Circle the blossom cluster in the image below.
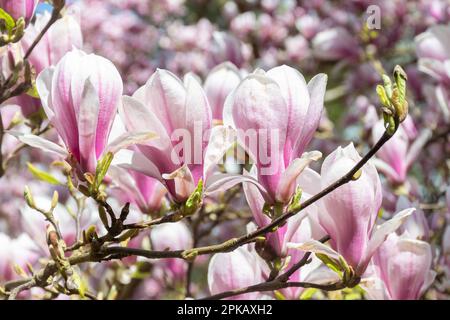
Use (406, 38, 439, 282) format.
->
(0, 0, 449, 301)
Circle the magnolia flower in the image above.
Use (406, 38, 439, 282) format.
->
(371, 119, 431, 184)
(0, 233, 39, 281)
(415, 25, 450, 85)
(22, 11, 83, 74)
(210, 31, 248, 68)
(312, 27, 360, 62)
(217, 65, 326, 204)
(16, 49, 150, 175)
(208, 246, 264, 300)
(291, 144, 413, 276)
(396, 196, 430, 241)
(150, 221, 193, 282)
(203, 62, 241, 122)
(363, 233, 435, 300)
(116, 68, 233, 203)
(0, 0, 38, 24)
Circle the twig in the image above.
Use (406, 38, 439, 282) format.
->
(201, 280, 346, 300)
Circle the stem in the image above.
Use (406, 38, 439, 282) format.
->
(202, 280, 346, 300)
(23, 9, 61, 61)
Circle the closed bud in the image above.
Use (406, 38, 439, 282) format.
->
(51, 190, 59, 209)
(23, 185, 35, 208)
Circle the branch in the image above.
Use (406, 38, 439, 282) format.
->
(201, 280, 346, 300)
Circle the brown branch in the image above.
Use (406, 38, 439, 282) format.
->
(201, 280, 346, 300)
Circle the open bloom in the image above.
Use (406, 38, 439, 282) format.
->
(208, 246, 264, 300)
(415, 25, 450, 86)
(312, 27, 361, 62)
(150, 221, 193, 282)
(117, 68, 233, 203)
(16, 49, 150, 175)
(220, 65, 327, 204)
(363, 233, 435, 300)
(292, 144, 413, 276)
(203, 62, 241, 122)
(371, 119, 431, 184)
(0, 0, 38, 25)
(0, 233, 39, 281)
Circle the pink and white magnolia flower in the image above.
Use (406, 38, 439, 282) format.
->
(0, 0, 39, 25)
(415, 25, 450, 85)
(0, 232, 39, 281)
(217, 65, 326, 204)
(203, 62, 241, 122)
(312, 27, 361, 62)
(150, 221, 193, 282)
(16, 49, 150, 174)
(371, 119, 431, 184)
(208, 246, 264, 300)
(22, 11, 83, 74)
(395, 196, 430, 241)
(362, 233, 435, 300)
(116, 68, 233, 203)
(291, 144, 414, 276)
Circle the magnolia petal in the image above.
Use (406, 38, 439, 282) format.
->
(112, 149, 162, 181)
(203, 126, 236, 181)
(108, 166, 148, 208)
(35, 67, 56, 122)
(418, 58, 445, 81)
(275, 150, 322, 203)
(77, 79, 100, 173)
(371, 158, 401, 183)
(420, 270, 437, 296)
(162, 164, 196, 201)
(119, 96, 170, 150)
(296, 167, 321, 196)
(358, 208, 415, 275)
(204, 173, 269, 200)
(204, 62, 241, 121)
(287, 239, 341, 261)
(435, 85, 450, 122)
(293, 73, 327, 157)
(360, 276, 390, 300)
(146, 69, 187, 134)
(106, 131, 158, 155)
(405, 129, 432, 169)
(14, 133, 68, 157)
(267, 65, 310, 157)
(242, 169, 271, 228)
